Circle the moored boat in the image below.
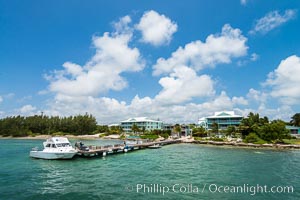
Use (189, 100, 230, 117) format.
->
(148, 144, 162, 149)
(30, 137, 77, 160)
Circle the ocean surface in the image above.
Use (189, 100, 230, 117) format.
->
(0, 139, 299, 200)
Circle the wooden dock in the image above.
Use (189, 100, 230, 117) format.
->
(76, 139, 180, 157)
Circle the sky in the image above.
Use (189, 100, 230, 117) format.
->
(0, 0, 300, 124)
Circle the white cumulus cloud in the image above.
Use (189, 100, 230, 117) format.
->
(155, 66, 215, 104)
(136, 10, 178, 46)
(153, 24, 248, 75)
(62, 62, 84, 77)
(47, 17, 145, 97)
(19, 105, 37, 115)
(44, 90, 251, 124)
(250, 9, 297, 34)
(38, 13, 296, 124)
(232, 96, 248, 105)
(113, 15, 132, 35)
(264, 55, 300, 105)
(247, 88, 268, 103)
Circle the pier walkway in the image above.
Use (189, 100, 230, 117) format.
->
(76, 139, 180, 157)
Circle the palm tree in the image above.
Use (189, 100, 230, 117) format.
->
(174, 124, 181, 138)
(211, 122, 219, 134)
(131, 124, 140, 134)
(226, 125, 236, 137)
(290, 113, 300, 126)
(118, 126, 124, 135)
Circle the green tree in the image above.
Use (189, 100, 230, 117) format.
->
(189, 124, 196, 129)
(0, 114, 98, 137)
(97, 125, 109, 133)
(211, 122, 219, 134)
(131, 124, 140, 134)
(192, 127, 207, 137)
(239, 112, 290, 143)
(151, 129, 161, 135)
(142, 127, 146, 134)
(119, 126, 124, 134)
(244, 133, 260, 143)
(109, 125, 123, 135)
(226, 125, 236, 136)
(256, 120, 289, 142)
(73, 114, 97, 135)
(159, 130, 171, 139)
(239, 112, 263, 137)
(173, 124, 181, 137)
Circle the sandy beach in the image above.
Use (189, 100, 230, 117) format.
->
(0, 134, 104, 140)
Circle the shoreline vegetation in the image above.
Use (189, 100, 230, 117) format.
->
(0, 112, 300, 150)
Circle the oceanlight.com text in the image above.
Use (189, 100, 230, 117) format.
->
(126, 183, 294, 196)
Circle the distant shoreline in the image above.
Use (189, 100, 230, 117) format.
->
(0, 134, 106, 140)
(1, 135, 300, 150)
(190, 140, 300, 150)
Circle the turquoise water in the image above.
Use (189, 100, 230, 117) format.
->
(0, 139, 299, 200)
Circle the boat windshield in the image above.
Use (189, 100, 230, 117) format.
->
(45, 143, 58, 148)
(56, 143, 71, 147)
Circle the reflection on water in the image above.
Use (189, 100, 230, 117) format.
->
(254, 151, 264, 154)
(38, 162, 71, 194)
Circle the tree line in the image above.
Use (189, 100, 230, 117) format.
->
(240, 113, 291, 143)
(0, 114, 97, 137)
(1, 112, 299, 139)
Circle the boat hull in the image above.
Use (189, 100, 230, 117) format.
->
(148, 145, 161, 149)
(30, 151, 77, 160)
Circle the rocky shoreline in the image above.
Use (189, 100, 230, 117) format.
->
(192, 140, 300, 149)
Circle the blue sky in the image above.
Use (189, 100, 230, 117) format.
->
(0, 0, 300, 124)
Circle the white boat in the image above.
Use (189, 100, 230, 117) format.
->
(148, 144, 162, 149)
(30, 137, 77, 160)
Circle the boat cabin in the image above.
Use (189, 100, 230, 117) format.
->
(43, 137, 72, 148)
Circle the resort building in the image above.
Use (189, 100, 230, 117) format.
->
(163, 123, 173, 131)
(198, 111, 243, 130)
(120, 117, 163, 133)
(286, 125, 300, 138)
(180, 124, 193, 137)
(164, 124, 193, 137)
